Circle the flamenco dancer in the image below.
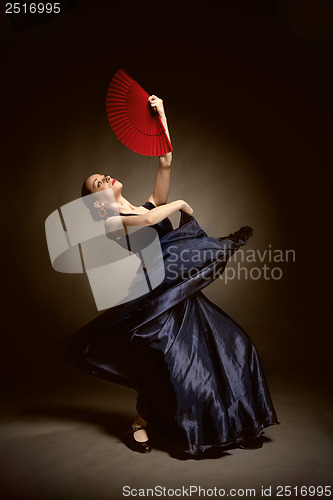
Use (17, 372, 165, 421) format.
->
(73, 77, 278, 458)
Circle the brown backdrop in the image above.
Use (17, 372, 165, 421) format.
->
(1, 0, 332, 404)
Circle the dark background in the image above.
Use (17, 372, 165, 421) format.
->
(1, 0, 332, 407)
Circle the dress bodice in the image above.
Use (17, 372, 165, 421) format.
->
(120, 201, 173, 238)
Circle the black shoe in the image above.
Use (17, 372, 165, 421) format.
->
(238, 437, 263, 450)
(220, 226, 254, 245)
(128, 426, 152, 454)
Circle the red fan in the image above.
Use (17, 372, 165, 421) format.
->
(106, 68, 173, 156)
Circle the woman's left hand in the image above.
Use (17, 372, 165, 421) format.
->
(147, 94, 172, 205)
(148, 95, 165, 117)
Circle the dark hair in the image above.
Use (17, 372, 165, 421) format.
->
(81, 178, 91, 199)
(81, 177, 115, 222)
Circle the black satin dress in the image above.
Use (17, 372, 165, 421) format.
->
(72, 202, 278, 457)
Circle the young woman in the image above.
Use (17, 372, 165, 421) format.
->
(73, 96, 278, 458)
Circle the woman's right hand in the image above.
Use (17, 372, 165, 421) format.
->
(180, 200, 194, 215)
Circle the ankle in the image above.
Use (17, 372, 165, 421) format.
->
(132, 414, 147, 429)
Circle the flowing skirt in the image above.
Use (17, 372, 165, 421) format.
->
(71, 212, 278, 457)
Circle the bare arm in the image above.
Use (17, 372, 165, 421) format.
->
(147, 95, 172, 206)
(105, 200, 193, 234)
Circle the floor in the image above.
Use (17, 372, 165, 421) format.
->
(0, 369, 332, 500)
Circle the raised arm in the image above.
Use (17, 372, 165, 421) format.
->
(147, 95, 172, 207)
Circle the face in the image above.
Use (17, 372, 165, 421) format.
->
(85, 173, 122, 195)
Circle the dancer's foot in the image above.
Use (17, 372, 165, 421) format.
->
(129, 426, 151, 454)
(128, 414, 151, 454)
(219, 226, 254, 245)
(131, 425, 149, 443)
(238, 436, 263, 449)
